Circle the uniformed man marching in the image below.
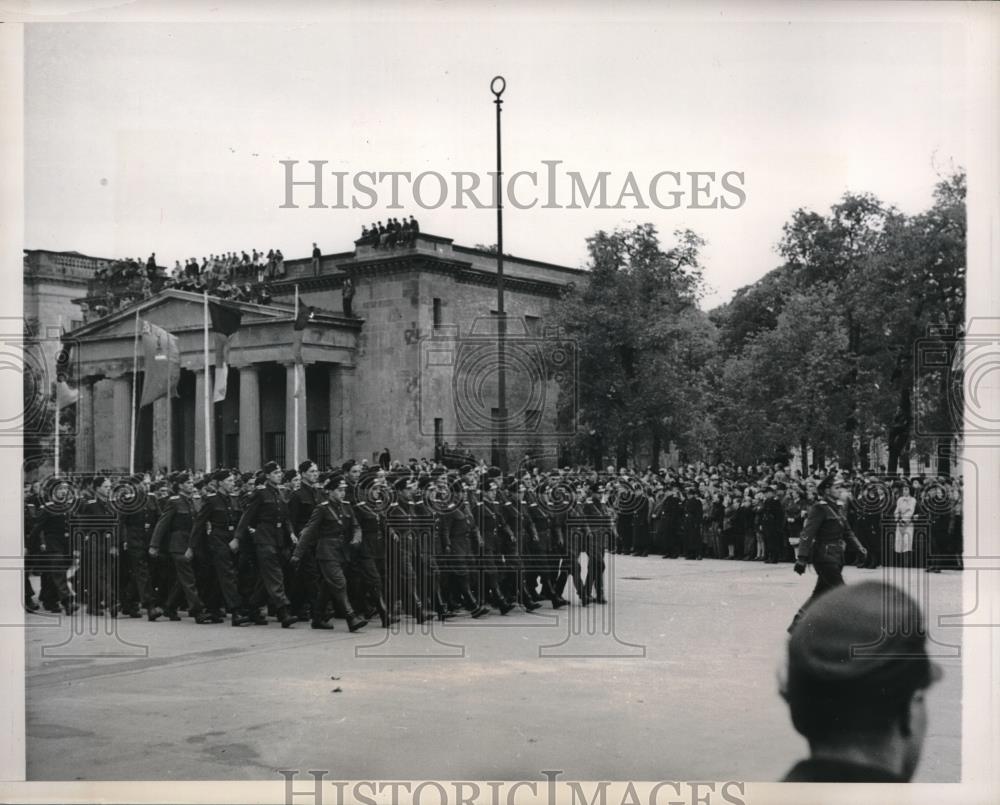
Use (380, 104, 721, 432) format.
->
(150, 472, 215, 624)
(788, 475, 868, 633)
(291, 472, 369, 632)
(190, 469, 251, 627)
(234, 461, 297, 628)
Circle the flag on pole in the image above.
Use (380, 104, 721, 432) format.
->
(139, 320, 181, 406)
(52, 326, 78, 406)
(291, 286, 314, 372)
(208, 299, 242, 402)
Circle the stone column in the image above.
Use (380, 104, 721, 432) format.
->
(193, 369, 213, 471)
(328, 365, 343, 463)
(75, 378, 95, 473)
(153, 395, 171, 473)
(238, 365, 261, 471)
(110, 375, 132, 472)
(285, 362, 307, 469)
(329, 364, 355, 462)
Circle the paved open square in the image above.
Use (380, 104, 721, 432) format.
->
(25, 558, 962, 783)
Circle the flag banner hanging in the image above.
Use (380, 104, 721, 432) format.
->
(208, 298, 242, 403)
(208, 300, 243, 336)
(139, 320, 180, 407)
(213, 332, 229, 403)
(292, 292, 314, 364)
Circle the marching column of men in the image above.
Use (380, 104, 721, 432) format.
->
(23, 461, 618, 627)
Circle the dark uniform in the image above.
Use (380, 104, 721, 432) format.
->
(191, 489, 247, 623)
(436, 493, 489, 616)
(760, 494, 786, 563)
(288, 481, 324, 620)
(151, 494, 208, 621)
(120, 493, 159, 618)
(234, 483, 295, 626)
(789, 495, 866, 633)
(385, 496, 425, 620)
(350, 497, 392, 625)
(28, 503, 76, 613)
(80, 494, 120, 614)
(293, 497, 367, 631)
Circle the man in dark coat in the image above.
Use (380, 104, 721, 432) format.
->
(150, 473, 215, 623)
(287, 460, 325, 622)
(291, 473, 368, 632)
(234, 461, 296, 627)
(788, 476, 868, 633)
(190, 469, 251, 626)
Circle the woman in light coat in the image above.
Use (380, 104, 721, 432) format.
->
(894, 484, 916, 567)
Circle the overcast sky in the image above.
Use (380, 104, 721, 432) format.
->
(24, 7, 968, 308)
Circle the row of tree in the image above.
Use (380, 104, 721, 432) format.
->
(552, 169, 966, 473)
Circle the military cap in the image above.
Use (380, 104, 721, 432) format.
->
(194, 477, 208, 490)
(263, 460, 280, 475)
(459, 463, 475, 476)
(322, 472, 346, 490)
(171, 471, 190, 485)
(390, 473, 411, 491)
(282, 469, 299, 483)
(298, 460, 316, 473)
(416, 475, 432, 491)
(485, 466, 502, 479)
(785, 581, 941, 703)
(341, 460, 356, 473)
(212, 468, 234, 482)
(240, 472, 255, 484)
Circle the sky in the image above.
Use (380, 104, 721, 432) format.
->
(23, 6, 968, 308)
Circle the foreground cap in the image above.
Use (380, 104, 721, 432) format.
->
(786, 581, 942, 698)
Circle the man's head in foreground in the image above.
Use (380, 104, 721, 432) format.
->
(781, 581, 942, 782)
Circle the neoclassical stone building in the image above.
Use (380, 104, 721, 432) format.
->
(61, 233, 583, 473)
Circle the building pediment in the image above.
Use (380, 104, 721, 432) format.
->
(71, 289, 360, 379)
(70, 289, 295, 339)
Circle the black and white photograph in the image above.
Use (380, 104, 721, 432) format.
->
(3, 1, 999, 803)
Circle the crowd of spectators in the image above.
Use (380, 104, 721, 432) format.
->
(84, 249, 285, 318)
(357, 215, 420, 248)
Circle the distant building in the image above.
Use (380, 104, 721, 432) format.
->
(40, 233, 583, 473)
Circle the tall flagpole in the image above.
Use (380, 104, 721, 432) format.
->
(166, 337, 172, 474)
(129, 310, 139, 474)
(293, 286, 300, 469)
(203, 291, 211, 472)
(54, 316, 62, 477)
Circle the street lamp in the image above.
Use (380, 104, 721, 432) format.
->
(491, 75, 507, 471)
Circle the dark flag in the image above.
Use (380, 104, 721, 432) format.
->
(292, 286, 314, 366)
(208, 299, 243, 402)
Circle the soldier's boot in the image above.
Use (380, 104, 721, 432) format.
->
(543, 576, 568, 608)
(375, 596, 399, 628)
(277, 605, 296, 629)
(230, 610, 252, 627)
(249, 608, 269, 625)
(345, 610, 369, 632)
(433, 590, 455, 621)
(461, 589, 490, 619)
(410, 591, 428, 624)
(520, 582, 543, 611)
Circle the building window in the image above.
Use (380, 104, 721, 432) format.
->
(308, 430, 331, 469)
(433, 298, 442, 328)
(265, 432, 286, 466)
